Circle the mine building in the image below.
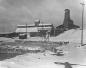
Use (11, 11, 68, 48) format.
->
(16, 19, 54, 38)
(55, 9, 80, 36)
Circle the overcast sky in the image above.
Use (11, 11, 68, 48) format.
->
(0, 0, 86, 33)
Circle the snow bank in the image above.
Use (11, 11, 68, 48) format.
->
(54, 29, 86, 43)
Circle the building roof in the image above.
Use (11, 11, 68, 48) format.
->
(17, 24, 35, 28)
(16, 27, 38, 32)
(38, 27, 52, 31)
(16, 24, 53, 33)
(38, 24, 53, 26)
(17, 24, 53, 28)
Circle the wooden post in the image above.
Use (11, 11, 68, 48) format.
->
(80, 2, 85, 46)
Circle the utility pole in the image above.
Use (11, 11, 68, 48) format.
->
(26, 23, 27, 39)
(80, 1, 85, 46)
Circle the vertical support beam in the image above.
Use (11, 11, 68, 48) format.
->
(26, 23, 27, 39)
(80, 2, 85, 46)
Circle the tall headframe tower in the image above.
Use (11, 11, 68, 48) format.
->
(55, 9, 80, 36)
(63, 9, 73, 29)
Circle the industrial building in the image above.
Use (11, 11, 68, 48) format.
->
(15, 9, 80, 38)
(16, 20, 54, 38)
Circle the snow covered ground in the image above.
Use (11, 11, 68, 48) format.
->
(52, 29, 86, 43)
(0, 44, 86, 68)
(0, 29, 86, 68)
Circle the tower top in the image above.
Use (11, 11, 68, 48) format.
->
(65, 9, 70, 11)
(65, 9, 70, 13)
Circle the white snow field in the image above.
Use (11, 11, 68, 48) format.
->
(0, 29, 86, 68)
(53, 29, 86, 43)
(0, 44, 86, 68)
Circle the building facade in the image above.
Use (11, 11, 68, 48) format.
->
(16, 23, 53, 37)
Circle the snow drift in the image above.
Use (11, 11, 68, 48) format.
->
(51, 29, 86, 43)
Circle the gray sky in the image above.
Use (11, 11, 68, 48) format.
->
(0, 0, 86, 33)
